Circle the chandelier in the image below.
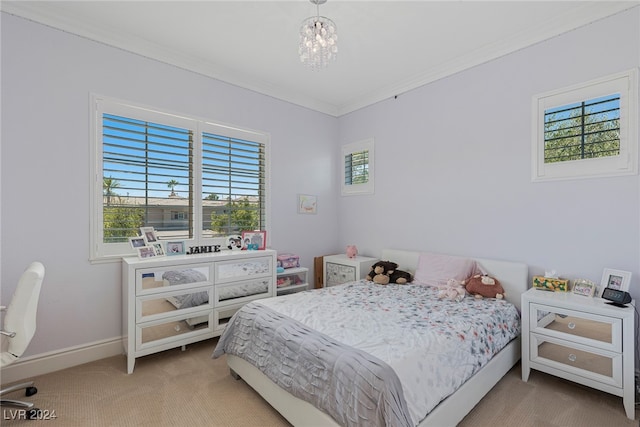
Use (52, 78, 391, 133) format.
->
(299, 0, 338, 70)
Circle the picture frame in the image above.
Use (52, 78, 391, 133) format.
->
(601, 268, 632, 293)
(151, 242, 165, 257)
(129, 236, 147, 249)
(165, 241, 186, 256)
(572, 279, 596, 297)
(140, 226, 158, 244)
(136, 246, 156, 259)
(241, 230, 266, 250)
(297, 194, 317, 214)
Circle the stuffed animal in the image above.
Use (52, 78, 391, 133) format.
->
(366, 260, 398, 285)
(465, 274, 505, 299)
(438, 278, 467, 301)
(389, 268, 413, 284)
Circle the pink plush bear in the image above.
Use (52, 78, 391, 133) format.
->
(437, 279, 467, 302)
(346, 245, 358, 259)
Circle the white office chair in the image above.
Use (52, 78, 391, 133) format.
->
(1, 261, 45, 411)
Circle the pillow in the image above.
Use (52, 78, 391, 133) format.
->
(413, 252, 480, 287)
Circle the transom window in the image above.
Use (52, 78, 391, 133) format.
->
(91, 95, 270, 261)
(531, 69, 637, 182)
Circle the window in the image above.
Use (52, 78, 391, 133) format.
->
(531, 69, 638, 181)
(342, 138, 374, 195)
(91, 95, 270, 261)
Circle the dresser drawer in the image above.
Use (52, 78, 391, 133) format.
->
(136, 264, 211, 296)
(325, 262, 356, 286)
(214, 305, 243, 332)
(214, 277, 272, 307)
(136, 309, 214, 351)
(214, 256, 273, 283)
(530, 333, 622, 388)
(137, 286, 212, 323)
(530, 303, 621, 352)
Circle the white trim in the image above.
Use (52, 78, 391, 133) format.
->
(1, 337, 122, 384)
(4, 2, 634, 117)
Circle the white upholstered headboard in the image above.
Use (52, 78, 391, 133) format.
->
(381, 249, 528, 312)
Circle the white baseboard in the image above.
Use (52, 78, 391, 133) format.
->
(1, 337, 123, 384)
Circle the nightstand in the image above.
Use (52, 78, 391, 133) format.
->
(521, 288, 635, 419)
(323, 254, 378, 287)
(276, 267, 309, 296)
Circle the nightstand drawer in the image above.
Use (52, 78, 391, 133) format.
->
(530, 333, 622, 388)
(530, 303, 621, 352)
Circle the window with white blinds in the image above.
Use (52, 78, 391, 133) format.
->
(91, 95, 269, 260)
(532, 69, 638, 182)
(341, 138, 374, 195)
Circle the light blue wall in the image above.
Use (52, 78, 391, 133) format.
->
(0, 12, 339, 356)
(2, 7, 639, 362)
(337, 9, 640, 323)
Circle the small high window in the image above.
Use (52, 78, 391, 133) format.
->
(342, 138, 374, 195)
(531, 69, 637, 182)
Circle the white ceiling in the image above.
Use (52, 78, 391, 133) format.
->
(2, 1, 638, 116)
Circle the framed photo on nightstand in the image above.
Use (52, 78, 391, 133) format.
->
(601, 268, 631, 293)
(572, 279, 596, 297)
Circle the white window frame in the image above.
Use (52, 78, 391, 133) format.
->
(341, 138, 375, 196)
(531, 69, 638, 182)
(90, 94, 271, 262)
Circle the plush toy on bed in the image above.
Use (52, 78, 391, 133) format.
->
(389, 268, 413, 284)
(437, 278, 467, 302)
(465, 274, 505, 299)
(366, 260, 397, 285)
(366, 260, 413, 285)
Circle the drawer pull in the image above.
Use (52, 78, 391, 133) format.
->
(568, 353, 577, 362)
(568, 322, 576, 330)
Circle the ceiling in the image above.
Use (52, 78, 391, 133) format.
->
(2, 1, 638, 116)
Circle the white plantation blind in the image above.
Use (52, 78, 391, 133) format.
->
(91, 95, 269, 260)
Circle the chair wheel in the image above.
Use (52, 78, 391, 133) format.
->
(27, 408, 40, 420)
(25, 386, 37, 396)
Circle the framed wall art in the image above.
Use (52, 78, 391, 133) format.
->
(297, 194, 317, 214)
(601, 268, 631, 293)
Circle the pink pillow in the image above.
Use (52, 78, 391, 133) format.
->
(414, 252, 480, 287)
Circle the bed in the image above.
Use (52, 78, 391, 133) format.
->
(212, 249, 528, 426)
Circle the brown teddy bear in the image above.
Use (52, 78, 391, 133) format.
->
(465, 274, 505, 299)
(366, 260, 398, 285)
(366, 260, 413, 285)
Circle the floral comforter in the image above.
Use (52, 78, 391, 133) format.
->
(254, 280, 521, 425)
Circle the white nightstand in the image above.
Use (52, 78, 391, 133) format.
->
(521, 288, 635, 419)
(323, 254, 378, 287)
(276, 267, 309, 296)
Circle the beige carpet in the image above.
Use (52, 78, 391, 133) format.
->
(1, 338, 638, 427)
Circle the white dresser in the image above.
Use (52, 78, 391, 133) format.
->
(521, 288, 635, 419)
(323, 254, 378, 287)
(122, 249, 276, 373)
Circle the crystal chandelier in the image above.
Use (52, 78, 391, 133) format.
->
(299, 0, 338, 70)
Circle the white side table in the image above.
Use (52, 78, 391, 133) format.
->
(521, 288, 635, 419)
(323, 254, 378, 287)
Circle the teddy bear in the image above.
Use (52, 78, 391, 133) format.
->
(389, 268, 413, 284)
(366, 260, 398, 285)
(465, 274, 505, 299)
(437, 278, 467, 302)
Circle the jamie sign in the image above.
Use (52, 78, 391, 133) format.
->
(186, 245, 221, 255)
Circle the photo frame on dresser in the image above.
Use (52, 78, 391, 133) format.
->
(165, 241, 186, 256)
(242, 230, 266, 250)
(601, 268, 631, 293)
